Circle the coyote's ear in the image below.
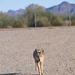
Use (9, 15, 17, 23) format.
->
(42, 49, 44, 54)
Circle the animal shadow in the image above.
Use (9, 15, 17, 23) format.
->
(0, 73, 39, 75)
(0, 73, 20, 75)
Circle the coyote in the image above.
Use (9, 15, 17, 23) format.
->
(33, 49, 44, 75)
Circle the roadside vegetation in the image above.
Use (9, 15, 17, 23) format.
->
(0, 4, 75, 28)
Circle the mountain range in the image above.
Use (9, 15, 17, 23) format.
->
(7, 9, 24, 15)
(47, 1, 75, 15)
(7, 1, 75, 15)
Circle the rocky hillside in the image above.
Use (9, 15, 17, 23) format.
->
(47, 1, 75, 15)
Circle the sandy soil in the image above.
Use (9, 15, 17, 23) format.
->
(0, 27, 75, 75)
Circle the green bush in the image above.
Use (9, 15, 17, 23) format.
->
(51, 17, 63, 26)
(71, 20, 75, 26)
(36, 17, 51, 27)
(12, 20, 24, 28)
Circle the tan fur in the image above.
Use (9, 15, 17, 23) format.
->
(33, 49, 44, 75)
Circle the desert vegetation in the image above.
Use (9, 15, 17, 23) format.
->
(0, 4, 75, 28)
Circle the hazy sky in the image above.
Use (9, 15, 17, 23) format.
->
(0, 0, 75, 12)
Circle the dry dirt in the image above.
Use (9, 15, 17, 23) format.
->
(0, 27, 75, 75)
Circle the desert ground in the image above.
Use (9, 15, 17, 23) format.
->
(0, 27, 75, 75)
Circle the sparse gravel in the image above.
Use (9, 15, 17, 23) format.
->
(0, 27, 75, 75)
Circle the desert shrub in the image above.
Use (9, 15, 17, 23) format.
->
(64, 20, 71, 26)
(0, 12, 13, 28)
(51, 16, 63, 26)
(27, 14, 35, 27)
(36, 21, 43, 27)
(12, 20, 24, 28)
(36, 17, 51, 27)
(71, 20, 75, 26)
(0, 18, 11, 28)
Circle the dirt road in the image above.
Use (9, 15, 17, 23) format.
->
(0, 27, 75, 75)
